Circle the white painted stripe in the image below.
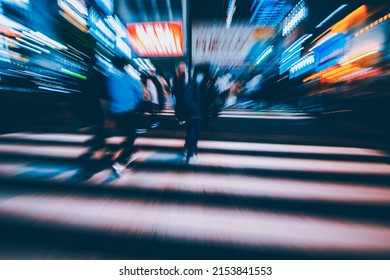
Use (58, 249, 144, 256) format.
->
(161, 109, 307, 116)
(0, 143, 88, 158)
(134, 151, 390, 175)
(218, 111, 307, 116)
(0, 133, 386, 157)
(1, 144, 389, 174)
(0, 132, 91, 143)
(158, 112, 314, 119)
(1, 193, 390, 251)
(134, 138, 387, 157)
(112, 171, 390, 203)
(217, 114, 314, 120)
(1, 160, 390, 203)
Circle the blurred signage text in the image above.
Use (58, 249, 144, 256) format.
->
(127, 22, 184, 57)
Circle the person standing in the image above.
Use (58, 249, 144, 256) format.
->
(172, 61, 188, 125)
(184, 64, 209, 164)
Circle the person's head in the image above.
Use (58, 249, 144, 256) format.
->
(112, 57, 127, 69)
(176, 61, 186, 76)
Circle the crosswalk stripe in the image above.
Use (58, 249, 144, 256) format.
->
(0, 143, 389, 176)
(158, 112, 314, 120)
(0, 145, 390, 176)
(1, 159, 390, 204)
(161, 109, 308, 116)
(133, 151, 390, 175)
(134, 137, 386, 157)
(0, 192, 390, 252)
(0, 132, 386, 157)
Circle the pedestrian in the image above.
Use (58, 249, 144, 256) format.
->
(76, 54, 107, 152)
(172, 61, 188, 125)
(105, 57, 144, 176)
(184, 64, 209, 164)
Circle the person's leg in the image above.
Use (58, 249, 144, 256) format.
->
(186, 118, 201, 162)
(150, 103, 160, 128)
(111, 113, 138, 176)
(89, 98, 106, 151)
(115, 113, 137, 165)
(192, 118, 201, 155)
(185, 118, 192, 154)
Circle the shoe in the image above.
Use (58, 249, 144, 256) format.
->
(112, 162, 127, 177)
(186, 154, 198, 164)
(135, 128, 148, 134)
(150, 121, 160, 128)
(85, 138, 105, 151)
(179, 121, 186, 125)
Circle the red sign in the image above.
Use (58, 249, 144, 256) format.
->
(127, 22, 184, 57)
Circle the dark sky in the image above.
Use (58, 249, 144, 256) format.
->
(190, 0, 390, 26)
(116, 0, 389, 26)
(191, 0, 253, 24)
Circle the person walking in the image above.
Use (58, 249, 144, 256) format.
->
(105, 58, 144, 176)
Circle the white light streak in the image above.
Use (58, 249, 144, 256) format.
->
(309, 32, 339, 52)
(106, 16, 127, 38)
(256, 45, 273, 65)
(281, 47, 303, 64)
(286, 34, 312, 53)
(64, 0, 88, 16)
(30, 31, 67, 50)
(38, 86, 71, 93)
(16, 38, 50, 54)
(316, 4, 347, 28)
(340, 50, 378, 66)
(283, 0, 308, 36)
(226, 0, 236, 29)
(290, 53, 315, 74)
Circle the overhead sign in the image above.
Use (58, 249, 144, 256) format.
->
(95, 0, 114, 15)
(192, 25, 257, 67)
(2, 0, 29, 9)
(282, 0, 308, 36)
(88, 7, 116, 49)
(58, 0, 88, 32)
(126, 22, 184, 57)
(289, 53, 316, 78)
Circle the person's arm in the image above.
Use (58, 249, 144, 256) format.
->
(143, 87, 151, 101)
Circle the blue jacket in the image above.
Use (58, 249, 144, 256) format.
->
(106, 67, 143, 114)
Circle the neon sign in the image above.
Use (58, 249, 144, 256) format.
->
(290, 53, 316, 78)
(127, 22, 184, 57)
(282, 0, 308, 36)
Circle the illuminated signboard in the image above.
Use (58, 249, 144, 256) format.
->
(88, 7, 116, 49)
(256, 45, 273, 65)
(2, 0, 29, 9)
(116, 37, 131, 59)
(279, 49, 301, 74)
(289, 53, 316, 78)
(127, 22, 184, 57)
(0, 35, 11, 62)
(250, 0, 291, 28)
(58, 0, 88, 32)
(95, 0, 113, 15)
(282, 0, 308, 36)
(313, 33, 346, 71)
(1, 0, 30, 24)
(192, 25, 257, 67)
